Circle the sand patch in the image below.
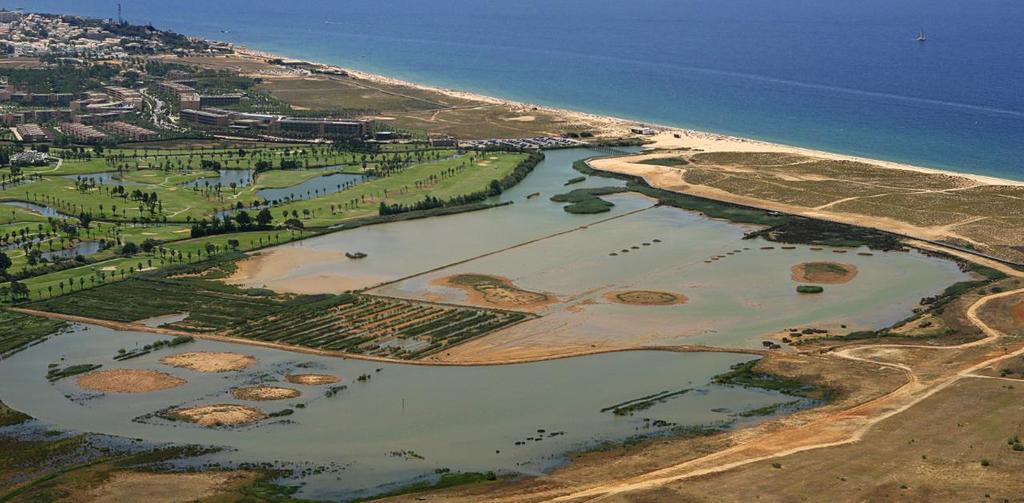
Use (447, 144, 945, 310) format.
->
(161, 352, 256, 372)
(84, 470, 256, 503)
(286, 373, 340, 385)
(503, 115, 536, 122)
(77, 369, 186, 393)
(434, 273, 554, 310)
(226, 247, 372, 293)
(232, 385, 301, 401)
(168, 404, 266, 426)
(791, 262, 858, 285)
(604, 290, 688, 306)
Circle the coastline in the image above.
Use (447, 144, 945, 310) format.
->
(230, 47, 1024, 188)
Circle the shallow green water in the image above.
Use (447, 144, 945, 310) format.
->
(0, 323, 796, 499)
(255, 148, 967, 348)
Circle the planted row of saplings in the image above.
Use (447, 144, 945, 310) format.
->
(234, 298, 438, 341)
(230, 296, 365, 337)
(248, 307, 467, 348)
(228, 295, 524, 358)
(406, 314, 527, 359)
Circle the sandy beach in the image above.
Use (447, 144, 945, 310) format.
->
(227, 47, 1023, 188)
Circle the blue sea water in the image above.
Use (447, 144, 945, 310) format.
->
(20, 0, 1024, 179)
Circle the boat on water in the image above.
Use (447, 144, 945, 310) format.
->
(916, 28, 927, 42)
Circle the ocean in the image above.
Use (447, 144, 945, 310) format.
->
(18, 0, 1024, 179)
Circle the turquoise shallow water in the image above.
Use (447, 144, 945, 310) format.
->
(23, 0, 1024, 179)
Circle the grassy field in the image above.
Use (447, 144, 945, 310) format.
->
(656, 378, 1024, 502)
(258, 77, 456, 112)
(256, 76, 585, 139)
(271, 152, 526, 226)
(1, 141, 529, 306)
(252, 167, 359, 189)
(32, 145, 449, 178)
(29, 260, 296, 329)
(670, 151, 1024, 262)
(0, 205, 48, 225)
(3, 148, 460, 226)
(1, 175, 261, 223)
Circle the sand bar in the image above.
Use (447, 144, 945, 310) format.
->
(77, 369, 186, 393)
(161, 352, 256, 372)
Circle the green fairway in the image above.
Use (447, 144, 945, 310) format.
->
(1, 143, 531, 305)
(272, 152, 526, 227)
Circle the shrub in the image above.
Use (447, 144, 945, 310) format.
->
(796, 285, 824, 294)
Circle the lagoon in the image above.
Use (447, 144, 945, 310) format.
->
(0, 323, 800, 499)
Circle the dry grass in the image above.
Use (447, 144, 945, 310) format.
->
(81, 470, 257, 503)
(667, 151, 1024, 262)
(258, 77, 451, 112)
(259, 77, 577, 138)
(649, 378, 1024, 503)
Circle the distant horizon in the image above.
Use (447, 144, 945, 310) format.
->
(16, 0, 1024, 179)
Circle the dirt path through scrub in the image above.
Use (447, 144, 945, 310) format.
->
(543, 284, 1024, 501)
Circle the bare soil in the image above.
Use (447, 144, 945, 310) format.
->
(231, 386, 301, 401)
(286, 373, 340, 385)
(434, 274, 555, 310)
(76, 369, 186, 394)
(1011, 301, 1024, 323)
(160, 352, 256, 372)
(168, 404, 266, 426)
(81, 470, 257, 503)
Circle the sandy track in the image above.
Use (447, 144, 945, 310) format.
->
(543, 285, 1024, 502)
(6, 307, 766, 367)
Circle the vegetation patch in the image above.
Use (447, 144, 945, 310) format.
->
(0, 311, 67, 358)
(791, 262, 858, 284)
(114, 335, 194, 361)
(626, 182, 789, 226)
(355, 469, 499, 502)
(231, 386, 301, 401)
(796, 285, 825, 294)
(713, 360, 822, 399)
(550, 186, 625, 214)
(600, 389, 693, 416)
(46, 363, 103, 382)
(636, 156, 689, 167)
(28, 255, 319, 331)
(438, 274, 553, 310)
(165, 404, 266, 427)
(735, 400, 802, 417)
(0, 399, 30, 427)
(231, 291, 528, 359)
(745, 217, 903, 250)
